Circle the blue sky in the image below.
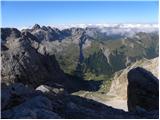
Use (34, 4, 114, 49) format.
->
(1, 1, 158, 28)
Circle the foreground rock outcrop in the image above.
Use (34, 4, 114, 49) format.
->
(1, 67, 159, 119)
(1, 83, 61, 119)
(1, 81, 159, 119)
(127, 67, 159, 112)
(107, 57, 159, 100)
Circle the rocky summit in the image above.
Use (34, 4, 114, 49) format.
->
(1, 24, 159, 119)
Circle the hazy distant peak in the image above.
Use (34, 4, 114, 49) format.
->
(32, 24, 41, 30)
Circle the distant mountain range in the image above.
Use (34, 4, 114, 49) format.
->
(19, 24, 158, 38)
(1, 24, 159, 118)
(32, 23, 158, 30)
(2, 24, 159, 80)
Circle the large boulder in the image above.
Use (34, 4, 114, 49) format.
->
(36, 85, 65, 95)
(1, 83, 39, 110)
(127, 67, 159, 112)
(2, 95, 61, 119)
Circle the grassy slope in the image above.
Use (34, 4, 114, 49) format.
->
(54, 32, 158, 92)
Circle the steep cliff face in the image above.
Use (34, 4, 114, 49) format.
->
(1, 28, 67, 87)
(107, 57, 158, 100)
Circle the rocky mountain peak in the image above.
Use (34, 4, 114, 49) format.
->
(41, 26, 48, 31)
(1, 28, 21, 43)
(32, 24, 41, 30)
(1, 28, 67, 87)
(1, 24, 159, 118)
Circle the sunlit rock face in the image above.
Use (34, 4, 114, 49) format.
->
(1, 28, 67, 87)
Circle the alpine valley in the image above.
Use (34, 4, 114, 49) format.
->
(1, 23, 159, 119)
